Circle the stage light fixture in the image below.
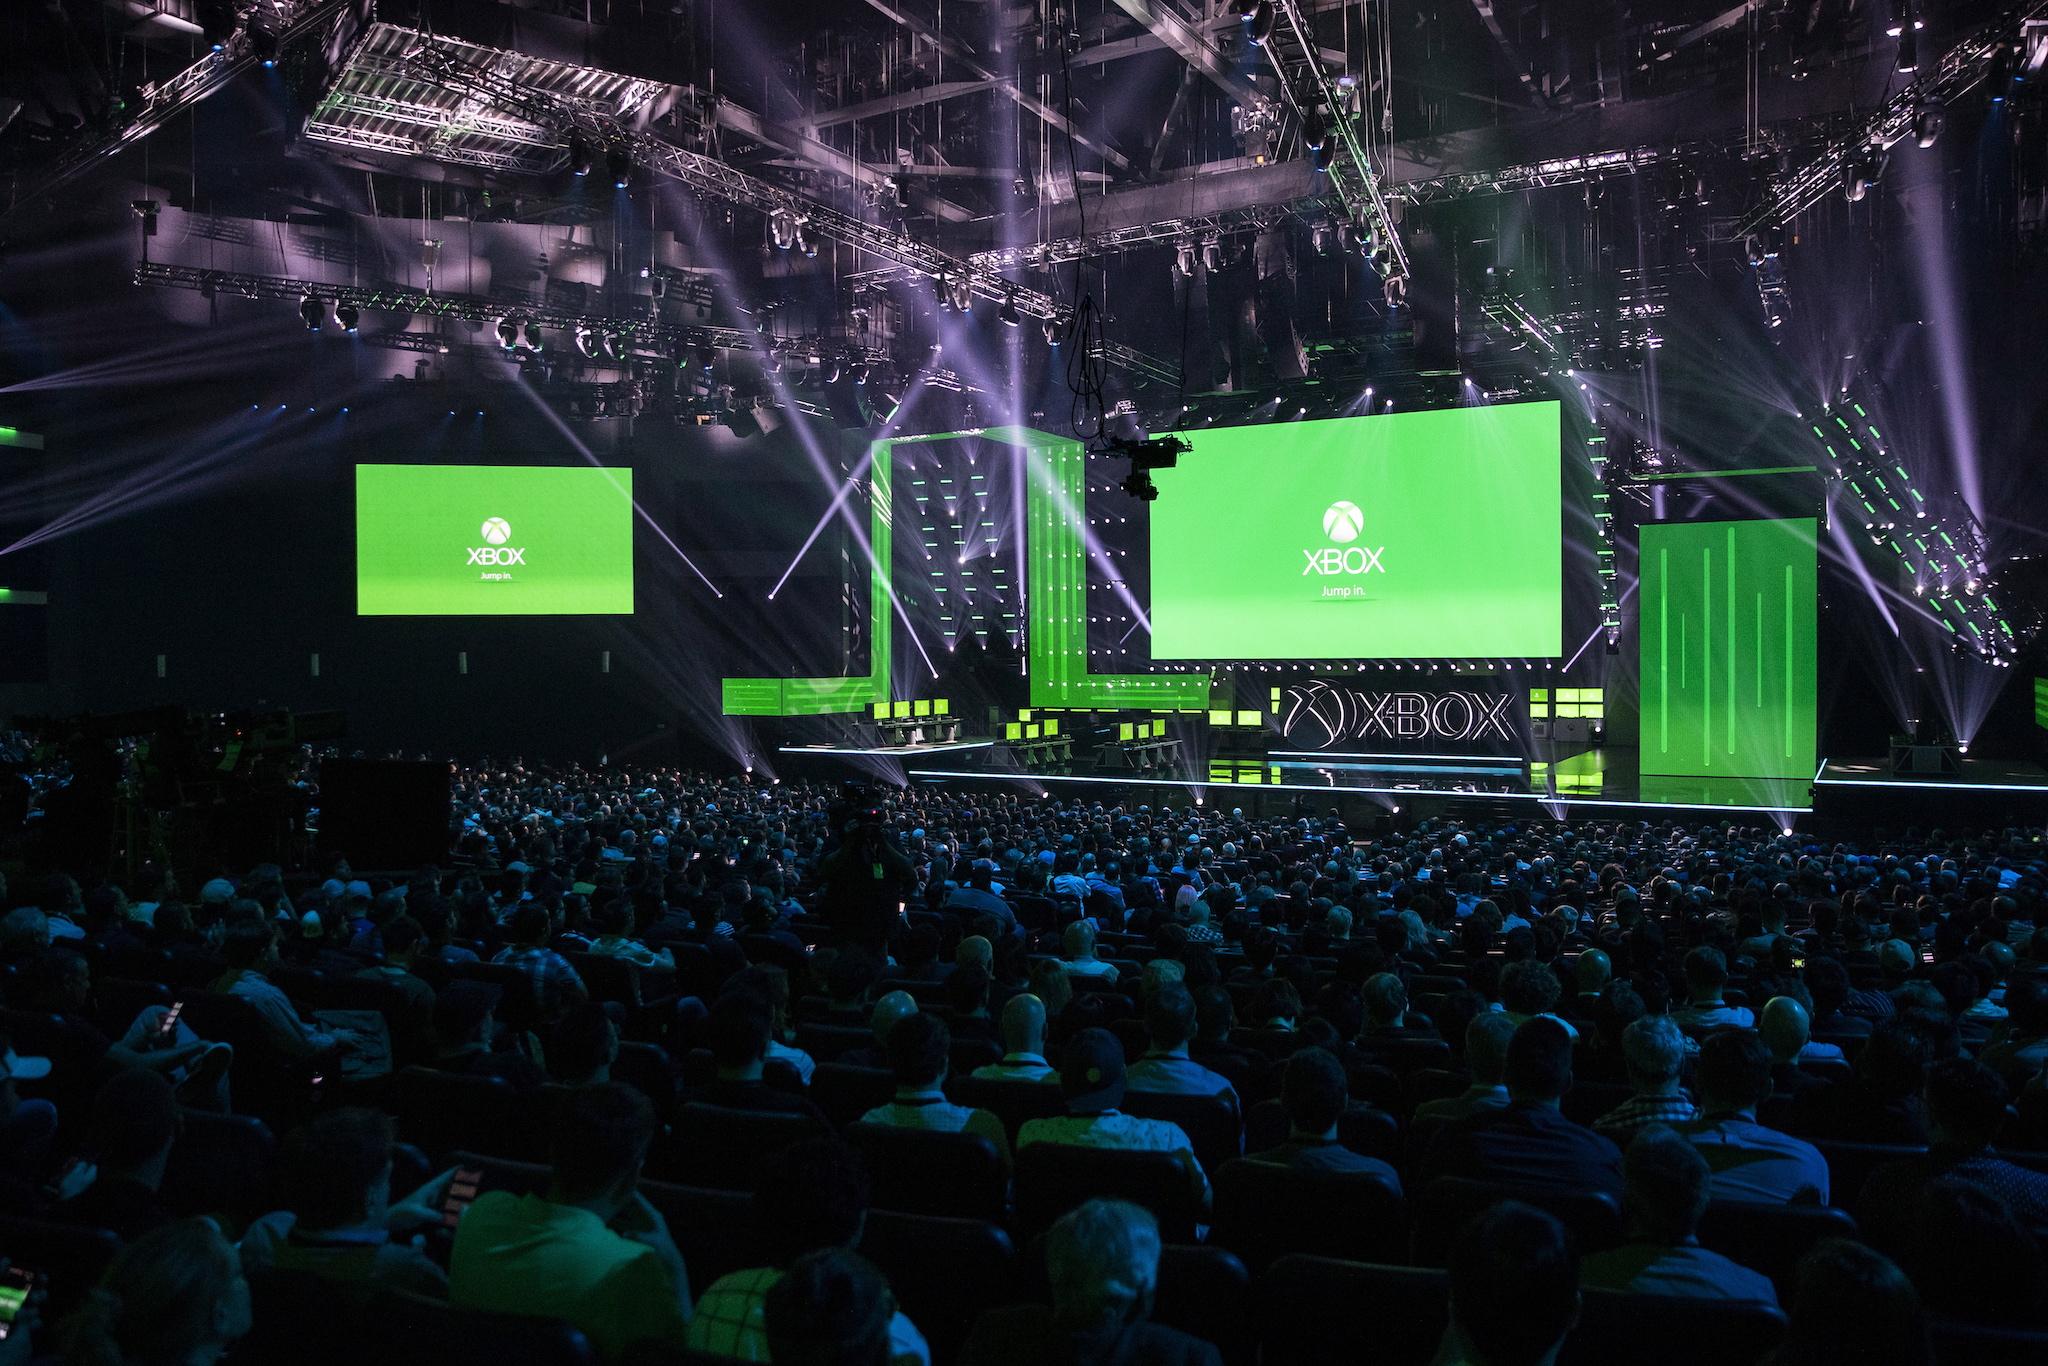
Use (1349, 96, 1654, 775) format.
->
(1844, 153, 1881, 203)
(249, 23, 279, 67)
(602, 331, 628, 362)
(335, 303, 360, 334)
(522, 321, 544, 351)
(948, 275, 974, 313)
(1314, 140, 1337, 172)
(1913, 103, 1943, 147)
(198, 0, 235, 51)
(566, 131, 592, 177)
(698, 345, 718, 373)
(1248, 1, 1277, 45)
(1371, 245, 1393, 274)
(934, 272, 952, 309)
(1042, 314, 1065, 347)
(575, 327, 599, 358)
(299, 295, 327, 331)
(797, 225, 818, 258)
(1200, 234, 1224, 272)
(495, 316, 521, 348)
(998, 288, 1022, 327)
(606, 146, 634, 188)
(1895, 28, 1918, 72)
(1173, 238, 1197, 277)
(852, 362, 870, 385)
(768, 209, 796, 250)
(1311, 222, 1332, 256)
(1302, 110, 1327, 152)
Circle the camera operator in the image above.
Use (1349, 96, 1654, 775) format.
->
(816, 790, 914, 956)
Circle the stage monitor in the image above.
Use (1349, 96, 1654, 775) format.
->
(1148, 402, 1562, 659)
(356, 464, 633, 616)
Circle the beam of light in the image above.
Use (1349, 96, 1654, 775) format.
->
(1900, 152, 1984, 521)
(506, 382, 725, 598)
(1559, 579, 1639, 673)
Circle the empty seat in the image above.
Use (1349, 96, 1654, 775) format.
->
(1258, 1256, 1448, 1366)
(657, 1102, 824, 1188)
(1696, 1198, 1858, 1302)
(1213, 1159, 1406, 1270)
(1412, 1178, 1621, 1265)
(859, 1210, 1016, 1362)
(1014, 1143, 1202, 1243)
(846, 1124, 1007, 1221)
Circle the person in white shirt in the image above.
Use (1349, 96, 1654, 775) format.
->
(1060, 921, 1118, 983)
(858, 1013, 1009, 1168)
(1668, 946, 1757, 1036)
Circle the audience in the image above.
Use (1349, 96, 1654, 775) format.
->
(1415, 1013, 1516, 1124)
(1593, 1014, 1697, 1144)
(1443, 1202, 1580, 1366)
(1679, 1030, 1830, 1204)
(1125, 982, 1238, 1103)
(1424, 1017, 1623, 1199)
(58, 1218, 251, 1366)
(1019, 1029, 1210, 1210)
(1764, 1240, 1930, 1366)
(859, 1011, 1010, 1167)
(764, 1248, 901, 1366)
(973, 992, 1055, 1081)
(52, 1069, 178, 1241)
(1251, 1046, 1401, 1190)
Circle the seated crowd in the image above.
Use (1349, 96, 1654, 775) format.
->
(1, 759, 2047, 1364)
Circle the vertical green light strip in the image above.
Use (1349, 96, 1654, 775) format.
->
(1755, 592, 1763, 705)
(1726, 524, 1736, 755)
(1658, 548, 1669, 755)
(1702, 546, 1713, 770)
(1784, 563, 1795, 760)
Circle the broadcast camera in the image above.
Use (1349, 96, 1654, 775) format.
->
(1102, 433, 1191, 502)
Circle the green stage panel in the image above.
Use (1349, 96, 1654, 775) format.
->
(356, 464, 633, 616)
(1148, 402, 1562, 659)
(1640, 518, 1817, 781)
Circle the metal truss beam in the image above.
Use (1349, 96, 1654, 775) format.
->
(402, 41, 1179, 386)
(1738, 2, 2048, 235)
(1106, 0, 1267, 108)
(0, 0, 358, 226)
(710, 100, 975, 224)
(798, 79, 1008, 131)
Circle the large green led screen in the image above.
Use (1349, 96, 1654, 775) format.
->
(356, 464, 634, 615)
(1147, 402, 1562, 659)
(1639, 517, 1817, 780)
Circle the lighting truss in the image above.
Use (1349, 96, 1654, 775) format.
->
(0, 0, 356, 226)
(1799, 394, 2026, 661)
(130, 261, 757, 355)
(1737, 0, 2048, 236)
(304, 22, 673, 179)
(386, 36, 1179, 386)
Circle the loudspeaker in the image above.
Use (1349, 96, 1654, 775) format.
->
(318, 759, 451, 870)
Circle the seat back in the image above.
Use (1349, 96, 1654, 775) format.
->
(946, 1074, 1068, 1144)
(846, 1124, 1007, 1221)
(1213, 1159, 1406, 1270)
(1120, 1089, 1241, 1174)
(794, 1021, 873, 1063)
(566, 954, 643, 1009)
(161, 1108, 278, 1225)
(1014, 1142, 1201, 1243)
(661, 1103, 823, 1188)
(392, 1065, 521, 1165)
(1697, 1198, 1859, 1302)
(640, 1180, 761, 1287)
(1412, 1177, 1621, 1265)
(1154, 1244, 1254, 1366)
(859, 1211, 1015, 1363)
(808, 1062, 896, 1128)
(1560, 1288, 1785, 1366)
(1815, 1138, 1926, 1208)
(383, 1286, 597, 1366)
(1356, 1035, 1453, 1075)
(1257, 1256, 1448, 1366)
(1928, 1316, 2048, 1366)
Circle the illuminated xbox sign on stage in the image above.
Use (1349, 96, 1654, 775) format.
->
(1280, 680, 1519, 748)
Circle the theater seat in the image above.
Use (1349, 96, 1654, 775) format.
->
(1121, 1089, 1241, 1174)
(1212, 1159, 1406, 1270)
(641, 1180, 761, 1287)
(1696, 1198, 1858, 1302)
(160, 1107, 277, 1225)
(946, 1074, 1068, 1145)
(657, 1102, 824, 1188)
(245, 1266, 596, 1366)
(1014, 1143, 1202, 1243)
(1928, 1315, 2048, 1366)
(1560, 1288, 1785, 1366)
(392, 1065, 522, 1165)
(846, 1124, 1007, 1221)
(1412, 1178, 1621, 1266)
(1154, 1243, 1254, 1366)
(859, 1210, 1016, 1362)
(1258, 1256, 1448, 1366)
(808, 1061, 896, 1127)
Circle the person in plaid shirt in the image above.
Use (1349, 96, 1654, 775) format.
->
(684, 1138, 930, 1363)
(1593, 1015, 1699, 1144)
(490, 903, 588, 1018)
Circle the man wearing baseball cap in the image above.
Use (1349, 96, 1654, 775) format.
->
(1016, 1028, 1209, 1211)
(0, 1028, 59, 1200)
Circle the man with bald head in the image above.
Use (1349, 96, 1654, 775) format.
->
(974, 994, 1055, 1082)
(839, 990, 919, 1072)
(1760, 995, 1841, 1098)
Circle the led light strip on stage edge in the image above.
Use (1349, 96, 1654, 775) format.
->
(777, 740, 996, 757)
(902, 769, 1814, 814)
(1268, 750, 1523, 764)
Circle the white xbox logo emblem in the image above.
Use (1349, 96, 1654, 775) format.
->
(479, 517, 512, 545)
(1322, 501, 1364, 543)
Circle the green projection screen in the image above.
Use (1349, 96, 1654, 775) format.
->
(356, 464, 634, 616)
(1147, 402, 1562, 659)
(1640, 518, 1817, 780)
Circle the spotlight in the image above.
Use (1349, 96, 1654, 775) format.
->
(934, 272, 952, 309)
(606, 146, 633, 188)
(1200, 234, 1224, 273)
(575, 326, 599, 358)
(797, 225, 818, 258)
(768, 209, 796, 250)
(1371, 245, 1393, 274)
(698, 344, 718, 373)
(566, 131, 592, 177)
(198, 0, 235, 51)
(1174, 238, 1198, 277)
(522, 321, 544, 351)
(248, 23, 279, 67)
(1311, 222, 1332, 256)
(1248, 0, 1277, 45)
(852, 362, 870, 385)
(495, 316, 521, 348)
(1895, 28, 1918, 72)
(948, 275, 974, 313)
(1844, 153, 1882, 203)
(299, 295, 327, 331)
(1913, 103, 1943, 147)
(998, 288, 1022, 327)
(335, 303, 360, 334)
(1302, 109, 1327, 152)
(1313, 140, 1337, 172)
(1042, 313, 1065, 347)
(601, 331, 628, 362)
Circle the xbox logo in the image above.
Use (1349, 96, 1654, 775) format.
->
(1322, 501, 1364, 543)
(480, 517, 512, 545)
